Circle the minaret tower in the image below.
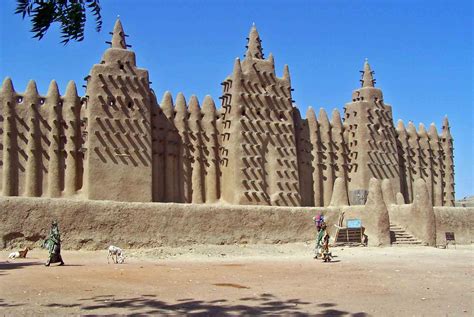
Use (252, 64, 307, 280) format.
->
(219, 24, 300, 206)
(344, 59, 400, 204)
(83, 18, 153, 202)
(441, 116, 455, 206)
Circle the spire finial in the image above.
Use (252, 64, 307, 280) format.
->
(1, 77, 14, 94)
(232, 57, 243, 79)
(111, 18, 127, 49)
(283, 64, 291, 84)
(361, 58, 375, 88)
(47, 80, 60, 98)
(245, 24, 263, 59)
(442, 116, 451, 134)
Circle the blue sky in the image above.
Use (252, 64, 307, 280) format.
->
(0, 0, 472, 199)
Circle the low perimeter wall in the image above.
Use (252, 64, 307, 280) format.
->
(1, 197, 334, 250)
(1, 182, 471, 250)
(433, 207, 473, 245)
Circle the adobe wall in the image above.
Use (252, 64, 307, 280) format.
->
(433, 207, 473, 245)
(0, 176, 397, 250)
(389, 205, 473, 246)
(83, 19, 153, 202)
(387, 178, 472, 246)
(1, 178, 470, 250)
(0, 19, 457, 209)
(0, 196, 328, 250)
(0, 79, 84, 198)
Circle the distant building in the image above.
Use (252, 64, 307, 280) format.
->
(456, 196, 474, 207)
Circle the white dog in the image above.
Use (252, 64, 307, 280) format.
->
(107, 245, 125, 264)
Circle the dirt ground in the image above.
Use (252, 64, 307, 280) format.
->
(0, 243, 472, 316)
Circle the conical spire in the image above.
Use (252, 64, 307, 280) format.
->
(111, 18, 127, 49)
(283, 64, 291, 84)
(47, 80, 60, 98)
(396, 119, 406, 133)
(202, 95, 216, 114)
(245, 24, 263, 59)
(361, 58, 375, 88)
(418, 123, 428, 137)
(188, 95, 201, 119)
(25, 80, 38, 97)
(407, 121, 417, 137)
(331, 108, 342, 129)
(428, 123, 439, 140)
(441, 116, 452, 139)
(318, 108, 330, 128)
(232, 58, 243, 79)
(268, 53, 275, 70)
(1, 77, 15, 94)
(160, 91, 174, 119)
(175, 92, 187, 121)
(64, 81, 78, 99)
(306, 106, 318, 128)
(418, 123, 429, 148)
(442, 116, 450, 131)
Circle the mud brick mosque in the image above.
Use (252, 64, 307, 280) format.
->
(0, 19, 455, 208)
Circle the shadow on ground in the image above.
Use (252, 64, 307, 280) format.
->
(37, 293, 370, 316)
(0, 261, 43, 275)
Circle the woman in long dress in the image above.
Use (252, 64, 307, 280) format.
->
(43, 220, 64, 266)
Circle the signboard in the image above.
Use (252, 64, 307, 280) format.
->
(347, 219, 362, 228)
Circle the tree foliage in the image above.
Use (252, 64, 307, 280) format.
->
(15, 0, 102, 44)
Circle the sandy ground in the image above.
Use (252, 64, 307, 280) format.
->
(0, 243, 472, 316)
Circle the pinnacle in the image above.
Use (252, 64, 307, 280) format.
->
(407, 121, 417, 136)
(331, 108, 342, 127)
(396, 119, 406, 131)
(318, 108, 330, 126)
(160, 91, 174, 119)
(175, 93, 187, 116)
(418, 123, 428, 136)
(361, 59, 375, 88)
(232, 58, 243, 78)
(188, 95, 201, 115)
(25, 80, 38, 96)
(111, 18, 127, 49)
(65, 81, 78, 99)
(202, 95, 216, 113)
(442, 116, 451, 138)
(428, 123, 439, 138)
(245, 24, 263, 59)
(47, 80, 60, 98)
(443, 116, 450, 129)
(283, 64, 291, 84)
(1, 77, 14, 93)
(306, 107, 318, 125)
(268, 53, 274, 65)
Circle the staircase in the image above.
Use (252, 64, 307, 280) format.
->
(390, 224, 423, 245)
